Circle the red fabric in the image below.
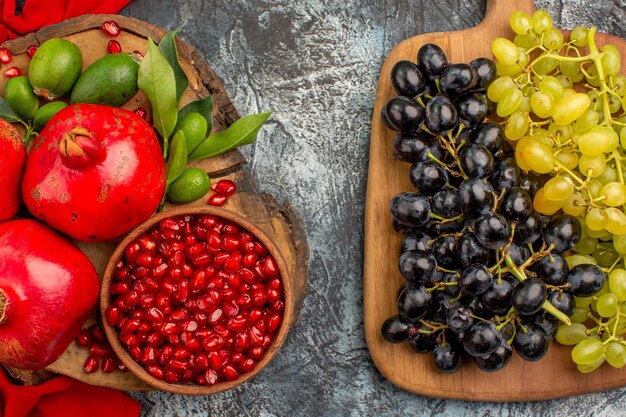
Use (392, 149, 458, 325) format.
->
(0, 0, 132, 43)
(0, 368, 142, 417)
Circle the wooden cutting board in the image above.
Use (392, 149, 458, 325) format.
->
(364, 0, 626, 401)
(0, 14, 309, 391)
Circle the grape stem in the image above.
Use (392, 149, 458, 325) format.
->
(503, 254, 572, 325)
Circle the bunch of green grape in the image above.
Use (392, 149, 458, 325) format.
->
(490, 9, 626, 373)
(490, 10, 626, 236)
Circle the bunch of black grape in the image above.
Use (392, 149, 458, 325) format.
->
(381, 43, 606, 373)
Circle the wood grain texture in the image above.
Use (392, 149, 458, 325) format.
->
(364, 0, 626, 402)
(0, 14, 309, 392)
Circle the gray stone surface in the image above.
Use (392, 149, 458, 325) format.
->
(118, 1, 626, 415)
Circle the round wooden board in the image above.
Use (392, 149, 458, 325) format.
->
(364, 0, 626, 402)
(1, 14, 309, 391)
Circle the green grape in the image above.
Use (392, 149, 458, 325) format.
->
(552, 93, 591, 126)
(542, 28, 564, 50)
(571, 26, 589, 47)
(605, 342, 626, 368)
(601, 182, 626, 207)
(620, 127, 626, 150)
(518, 48, 530, 67)
(555, 150, 579, 170)
(540, 76, 564, 101)
(613, 76, 626, 96)
(556, 323, 589, 345)
(557, 74, 573, 89)
(563, 193, 586, 217)
(570, 306, 590, 322)
(586, 208, 608, 231)
(585, 65, 601, 88)
(588, 179, 604, 198)
(534, 56, 559, 75)
(577, 129, 611, 156)
(487, 76, 515, 102)
(519, 95, 531, 113)
(578, 154, 606, 178)
(594, 241, 620, 266)
(533, 188, 563, 215)
(559, 61, 583, 82)
(595, 126, 619, 152)
(588, 90, 601, 111)
(577, 355, 606, 373)
(609, 268, 626, 301)
(515, 137, 533, 171)
(601, 45, 621, 76)
(609, 95, 622, 114)
(575, 296, 594, 307)
(572, 337, 605, 365)
(587, 227, 611, 239)
(597, 293, 619, 317)
(605, 208, 626, 235)
(566, 254, 597, 269)
(522, 140, 555, 174)
(505, 111, 528, 141)
(514, 33, 536, 49)
(573, 109, 600, 134)
(531, 10, 553, 33)
(510, 10, 532, 34)
(597, 166, 617, 185)
(492, 37, 520, 66)
(573, 236, 598, 255)
(496, 61, 523, 77)
(549, 122, 572, 140)
(497, 88, 523, 117)
(544, 176, 574, 201)
(530, 91, 553, 118)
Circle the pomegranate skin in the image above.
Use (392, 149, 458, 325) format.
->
(0, 119, 26, 222)
(22, 104, 166, 241)
(0, 219, 99, 370)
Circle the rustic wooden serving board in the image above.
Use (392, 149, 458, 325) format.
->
(0, 14, 309, 391)
(364, 0, 626, 402)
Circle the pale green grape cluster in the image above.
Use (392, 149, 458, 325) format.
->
(493, 9, 626, 373)
(490, 9, 626, 236)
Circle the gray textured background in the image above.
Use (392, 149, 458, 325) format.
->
(117, 0, 626, 415)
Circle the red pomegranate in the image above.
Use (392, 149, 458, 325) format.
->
(0, 219, 99, 370)
(0, 119, 25, 222)
(22, 104, 166, 241)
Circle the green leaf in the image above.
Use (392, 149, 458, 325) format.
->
(166, 130, 188, 185)
(190, 111, 271, 160)
(0, 97, 21, 123)
(158, 30, 189, 105)
(179, 95, 213, 135)
(138, 38, 178, 142)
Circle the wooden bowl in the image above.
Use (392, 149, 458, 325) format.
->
(100, 206, 293, 395)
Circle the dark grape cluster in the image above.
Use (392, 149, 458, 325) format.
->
(381, 43, 607, 373)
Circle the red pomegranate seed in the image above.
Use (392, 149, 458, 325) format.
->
(26, 45, 38, 58)
(146, 365, 165, 380)
(108, 40, 122, 54)
(262, 334, 274, 350)
(131, 50, 144, 60)
(267, 288, 281, 303)
(76, 330, 91, 347)
(111, 282, 129, 295)
(242, 253, 258, 267)
(159, 346, 174, 365)
(227, 316, 247, 332)
(271, 300, 285, 312)
(102, 358, 117, 373)
(147, 307, 164, 324)
(224, 251, 242, 272)
(205, 369, 218, 385)
(267, 313, 282, 332)
(89, 344, 110, 358)
(84, 356, 99, 373)
(234, 332, 250, 352)
(222, 235, 240, 252)
(186, 338, 202, 352)
(0, 48, 11, 64)
(147, 332, 163, 347)
(202, 335, 225, 351)
(212, 179, 237, 197)
(142, 347, 157, 365)
(89, 324, 106, 342)
(193, 353, 209, 369)
(161, 322, 180, 335)
(238, 358, 257, 373)
(223, 300, 240, 318)
(249, 326, 264, 347)
(222, 364, 239, 381)
(120, 333, 139, 348)
(207, 194, 227, 207)
(169, 359, 188, 372)
(100, 20, 121, 37)
(134, 107, 148, 120)
(249, 347, 264, 361)
(264, 256, 279, 276)
(165, 371, 180, 384)
(208, 351, 226, 370)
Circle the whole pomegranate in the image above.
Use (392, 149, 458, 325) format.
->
(22, 104, 166, 241)
(0, 119, 25, 222)
(0, 219, 99, 370)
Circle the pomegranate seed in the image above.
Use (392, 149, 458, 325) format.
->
(190, 270, 207, 292)
(222, 235, 240, 252)
(89, 325, 106, 342)
(125, 291, 140, 307)
(205, 369, 218, 385)
(147, 307, 165, 324)
(131, 50, 144, 60)
(177, 279, 189, 302)
(159, 346, 174, 365)
(100, 20, 121, 37)
(264, 256, 280, 276)
(208, 351, 226, 370)
(251, 289, 267, 306)
(84, 356, 99, 373)
(224, 251, 242, 272)
(267, 288, 281, 303)
(193, 353, 209, 369)
(207, 194, 227, 207)
(253, 242, 268, 256)
(223, 300, 240, 318)
(223, 364, 240, 381)
(249, 347, 264, 361)
(209, 308, 223, 324)
(161, 322, 180, 335)
(108, 40, 122, 54)
(227, 316, 248, 332)
(142, 347, 157, 365)
(0, 48, 12, 64)
(147, 332, 163, 346)
(262, 334, 274, 350)
(120, 333, 139, 348)
(134, 107, 148, 120)
(89, 344, 110, 358)
(202, 335, 225, 351)
(169, 359, 188, 372)
(238, 358, 257, 372)
(125, 242, 141, 261)
(212, 179, 237, 197)
(182, 320, 198, 332)
(249, 326, 264, 347)
(165, 371, 180, 384)
(170, 308, 190, 322)
(186, 338, 202, 352)
(174, 348, 191, 360)
(76, 330, 92, 347)
(271, 300, 285, 312)
(231, 352, 245, 364)
(267, 313, 282, 333)
(146, 365, 165, 380)
(242, 253, 258, 267)
(248, 308, 264, 324)
(234, 332, 250, 352)
(103, 358, 117, 373)
(26, 45, 38, 58)
(223, 224, 239, 235)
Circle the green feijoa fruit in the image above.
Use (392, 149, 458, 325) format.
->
(29, 38, 82, 100)
(175, 112, 208, 154)
(33, 101, 68, 131)
(70, 53, 140, 107)
(167, 167, 211, 204)
(4, 76, 39, 120)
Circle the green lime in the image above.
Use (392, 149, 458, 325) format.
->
(5, 76, 39, 120)
(33, 101, 68, 131)
(29, 38, 82, 99)
(175, 112, 208, 155)
(167, 167, 211, 204)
